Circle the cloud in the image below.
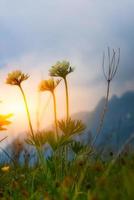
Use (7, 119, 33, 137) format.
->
(0, 0, 134, 96)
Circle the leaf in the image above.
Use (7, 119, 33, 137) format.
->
(58, 118, 86, 137)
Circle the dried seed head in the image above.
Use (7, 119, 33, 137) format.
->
(49, 60, 74, 78)
(102, 47, 120, 82)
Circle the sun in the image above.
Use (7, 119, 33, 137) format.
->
(0, 98, 25, 117)
(7, 103, 25, 116)
(0, 97, 28, 133)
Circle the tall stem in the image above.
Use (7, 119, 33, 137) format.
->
(19, 84, 34, 139)
(64, 77, 69, 121)
(92, 80, 110, 146)
(63, 77, 69, 169)
(52, 91, 58, 140)
(36, 91, 41, 132)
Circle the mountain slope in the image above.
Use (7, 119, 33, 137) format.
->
(72, 91, 134, 149)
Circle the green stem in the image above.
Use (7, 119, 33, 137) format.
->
(64, 77, 69, 169)
(64, 77, 69, 121)
(36, 91, 41, 132)
(52, 91, 58, 140)
(19, 84, 34, 139)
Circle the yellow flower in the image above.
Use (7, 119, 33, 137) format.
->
(38, 78, 61, 93)
(0, 114, 12, 131)
(1, 165, 10, 172)
(6, 70, 29, 86)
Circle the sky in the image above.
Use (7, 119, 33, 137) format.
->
(0, 0, 134, 137)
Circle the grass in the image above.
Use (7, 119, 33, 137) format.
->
(0, 153, 134, 199)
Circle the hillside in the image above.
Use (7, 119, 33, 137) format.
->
(72, 91, 134, 150)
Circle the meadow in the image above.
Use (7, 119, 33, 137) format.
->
(0, 48, 134, 200)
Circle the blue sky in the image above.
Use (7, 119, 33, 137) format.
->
(0, 0, 134, 134)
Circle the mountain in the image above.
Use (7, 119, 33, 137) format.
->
(72, 91, 134, 151)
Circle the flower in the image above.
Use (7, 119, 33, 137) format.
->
(49, 60, 74, 78)
(0, 114, 12, 131)
(39, 78, 61, 93)
(39, 78, 60, 139)
(6, 70, 29, 86)
(6, 71, 34, 138)
(1, 165, 10, 172)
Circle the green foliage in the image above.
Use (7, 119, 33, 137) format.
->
(58, 118, 86, 137)
(71, 141, 91, 155)
(26, 130, 54, 147)
(26, 129, 72, 151)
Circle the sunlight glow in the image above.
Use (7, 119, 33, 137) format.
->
(7, 103, 25, 115)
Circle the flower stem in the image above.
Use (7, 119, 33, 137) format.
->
(64, 77, 69, 121)
(92, 80, 110, 146)
(19, 84, 34, 139)
(63, 77, 70, 170)
(52, 91, 58, 140)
